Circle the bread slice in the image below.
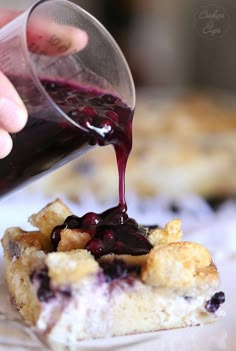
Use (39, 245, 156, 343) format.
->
(1, 199, 225, 342)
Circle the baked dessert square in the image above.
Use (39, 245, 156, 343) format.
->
(1, 199, 225, 342)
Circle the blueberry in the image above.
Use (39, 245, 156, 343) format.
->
(89, 97, 103, 106)
(81, 106, 97, 117)
(64, 215, 81, 229)
(213, 291, 226, 304)
(205, 291, 225, 313)
(82, 212, 100, 226)
(205, 301, 220, 313)
(106, 110, 119, 122)
(68, 110, 79, 118)
(103, 229, 115, 242)
(51, 224, 65, 250)
(113, 240, 126, 254)
(101, 94, 117, 104)
(37, 286, 55, 302)
(44, 81, 57, 91)
(30, 268, 55, 303)
(102, 229, 115, 251)
(86, 239, 104, 257)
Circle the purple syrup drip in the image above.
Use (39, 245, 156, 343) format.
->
(45, 80, 152, 256)
(43, 79, 132, 209)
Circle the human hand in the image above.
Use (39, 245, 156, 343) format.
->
(0, 9, 88, 159)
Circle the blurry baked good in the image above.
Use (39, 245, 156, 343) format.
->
(26, 90, 236, 202)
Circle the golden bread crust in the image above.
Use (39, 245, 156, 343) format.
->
(141, 241, 218, 290)
(1, 228, 47, 324)
(148, 219, 182, 246)
(57, 228, 91, 252)
(29, 198, 72, 237)
(46, 249, 100, 286)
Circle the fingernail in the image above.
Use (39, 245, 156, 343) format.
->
(65, 27, 88, 53)
(0, 98, 28, 133)
(75, 29, 88, 50)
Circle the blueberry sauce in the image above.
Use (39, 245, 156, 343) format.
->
(51, 206, 152, 257)
(40, 79, 152, 257)
(205, 291, 225, 313)
(43, 79, 133, 209)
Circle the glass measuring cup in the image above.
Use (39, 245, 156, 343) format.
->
(0, 0, 135, 198)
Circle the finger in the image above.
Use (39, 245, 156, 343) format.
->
(27, 20, 88, 56)
(0, 97, 28, 133)
(0, 72, 28, 133)
(0, 128, 12, 159)
(0, 9, 88, 56)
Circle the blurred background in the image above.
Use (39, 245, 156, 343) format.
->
(1, 0, 236, 206)
(2, 0, 235, 91)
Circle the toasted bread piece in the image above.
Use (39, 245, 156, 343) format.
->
(57, 228, 91, 252)
(141, 242, 216, 291)
(29, 198, 72, 237)
(148, 219, 182, 246)
(46, 249, 100, 286)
